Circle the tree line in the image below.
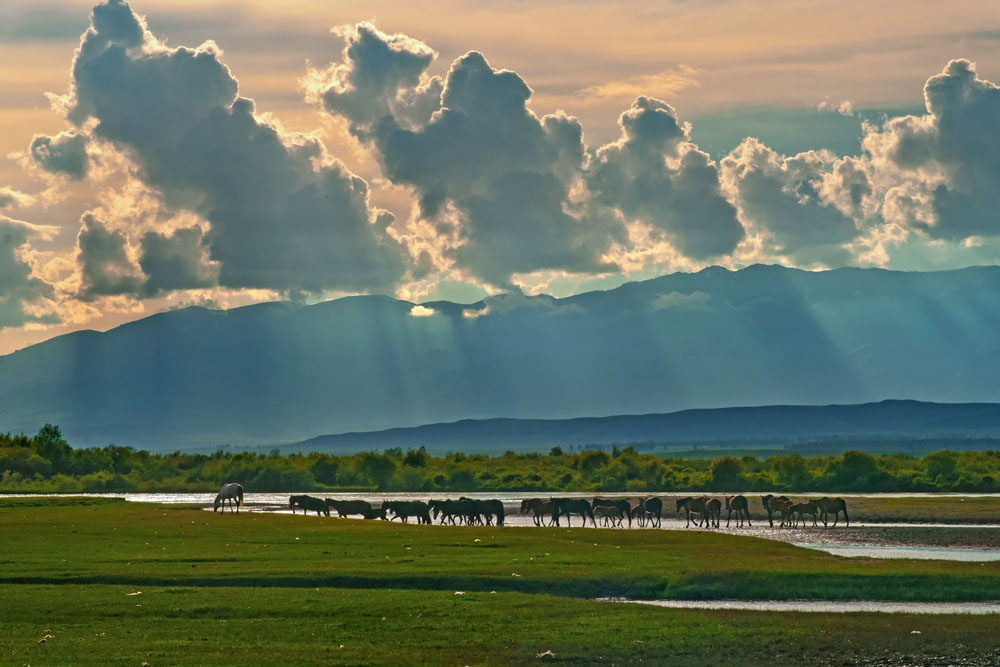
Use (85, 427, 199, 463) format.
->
(1, 425, 999, 494)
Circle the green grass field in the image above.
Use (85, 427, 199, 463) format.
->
(1, 498, 999, 665)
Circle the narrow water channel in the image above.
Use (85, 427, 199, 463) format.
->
(601, 599, 1000, 614)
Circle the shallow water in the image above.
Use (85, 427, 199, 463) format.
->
(5, 492, 1000, 561)
(797, 544, 1000, 561)
(601, 598, 1000, 614)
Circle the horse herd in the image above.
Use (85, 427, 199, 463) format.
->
(288, 494, 506, 526)
(220, 489, 847, 529)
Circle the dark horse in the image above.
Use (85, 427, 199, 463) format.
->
(637, 497, 662, 528)
(593, 498, 633, 528)
(290, 494, 328, 516)
(325, 499, 372, 518)
(725, 495, 752, 528)
(550, 498, 596, 527)
(382, 500, 432, 524)
(814, 497, 850, 527)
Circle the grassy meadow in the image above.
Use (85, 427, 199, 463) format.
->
(1, 498, 1000, 664)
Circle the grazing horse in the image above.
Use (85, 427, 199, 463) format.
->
(814, 497, 850, 527)
(520, 499, 558, 527)
(593, 498, 633, 528)
(725, 495, 752, 528)
(290, 494, 329, 516)
(360, 506, 387, 520)
(382, 500, 432, 524)
(550, 498, 597, 527)
(703, 498, 722, 528)
(789, 501, 819, 528)
(676, 496, 708, 528)
(761, 494, 792, 527)
(325, 499, 372, 518)
(213, 483, 244, 513)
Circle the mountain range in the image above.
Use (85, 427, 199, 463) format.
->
(286, 400, 1000, 455)
(2, 264, 1000, 450)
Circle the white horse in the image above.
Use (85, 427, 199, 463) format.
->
(213, 482, 244, 513)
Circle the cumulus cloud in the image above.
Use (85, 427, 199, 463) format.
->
(28, 131, 90, 179)
(76, 213, 143, 299)
(721, 138, 863, 267)
(304, 22, 442, 137)
(312, 26, 626, 286)
(587, 96, 744, 260)
(59, 0, 406, 293)
(138, 226, 218, 297)
(863, 59, 1000, 241)
(0, 216, 57, 329)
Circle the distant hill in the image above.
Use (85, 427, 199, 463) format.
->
(285, 400, 1000, 454)
(2, 264, 1000, 450)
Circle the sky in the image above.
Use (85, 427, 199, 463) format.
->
(2, 0, 1000, 355)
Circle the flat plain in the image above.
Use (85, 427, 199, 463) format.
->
(2, 497, 999, 665)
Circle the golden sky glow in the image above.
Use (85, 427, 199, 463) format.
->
(2, 0, 1000, 355)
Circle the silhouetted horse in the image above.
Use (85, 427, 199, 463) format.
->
(725, 495, 752, 528)
(290, 495, 328, 516)
(761, 494, 792, 527)
(213, 483, 243, 513)
(703, 498, 722, 528)
(814, 497, 850, 527)
(383, 500, 432, 524)
(550, 498, 596, 527)
(676, 496, 707, 528)
(325, 499, 372, 518)
(593, 498, 633, 528)
(638, 497, 662, 528)
(360, 506, 387, 520)
(520, 499, 558, 527)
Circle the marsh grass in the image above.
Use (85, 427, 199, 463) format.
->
(2, 500, 999, 664)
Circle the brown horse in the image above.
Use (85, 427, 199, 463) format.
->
(789, 501, 819, 527)
(702, 498, 722, 528)
(520, 498, 558, 527)
(725, 495, 752, 527)
(814, 497, 850, 527)
(595, 505, 624, 527)
(676, 496, 707, 527)
(761, 494, 792, 527)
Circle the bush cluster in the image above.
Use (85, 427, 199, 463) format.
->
(2, 425, 999, 493)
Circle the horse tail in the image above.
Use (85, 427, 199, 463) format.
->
(236, 485, 244, 511)
(841, 503, 849, 527)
